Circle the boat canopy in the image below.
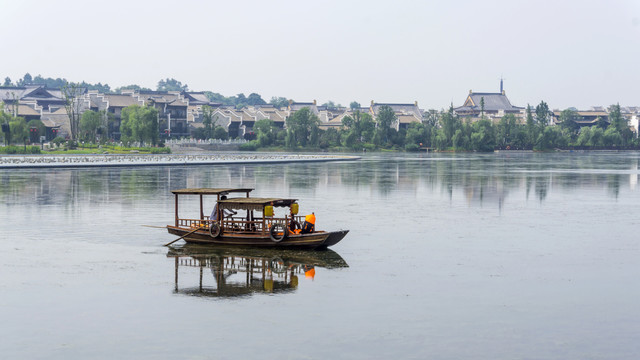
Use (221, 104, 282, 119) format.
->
(219, 197, 297, 212)
(171, 188, 254, 195)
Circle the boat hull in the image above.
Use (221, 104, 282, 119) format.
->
(167, 226, 348, 249)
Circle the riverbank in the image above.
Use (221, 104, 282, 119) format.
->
(0, 153, 360, 169)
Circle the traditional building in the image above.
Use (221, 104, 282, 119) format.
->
(288, 100, 319, 115)
(551, 109, 609, 127)
(454, 81, 524, 122)
(0, 85, 81, 139)
(370, 101, 422, 130)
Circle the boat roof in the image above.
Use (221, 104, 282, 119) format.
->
(171, 188, 254, 195)
(219, 197, 298, 211)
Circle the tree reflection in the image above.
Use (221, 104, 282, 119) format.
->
(1, 153, 639, 210)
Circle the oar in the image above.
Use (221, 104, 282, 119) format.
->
(142, 225, 168, 229)
(164, 226, 204, 247)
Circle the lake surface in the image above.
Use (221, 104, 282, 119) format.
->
(1, 152, 639, 359)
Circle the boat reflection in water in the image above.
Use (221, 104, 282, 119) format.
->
(167, 244, 348, 298)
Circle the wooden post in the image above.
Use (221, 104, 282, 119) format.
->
(174, 257, 179, 291)
(246, 261, 250, 286)
(174, 194, 179, 227)
(199, 194, 204, 221)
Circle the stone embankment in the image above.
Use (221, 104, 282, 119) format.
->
(0, 153, 359, 169)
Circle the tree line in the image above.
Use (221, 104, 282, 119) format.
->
(3, 73, 638, 151)
(238, 102, 638, 152)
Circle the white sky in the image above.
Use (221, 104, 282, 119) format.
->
(2, 0, 640, 110)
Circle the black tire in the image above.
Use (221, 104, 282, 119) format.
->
(269, 224, 287, 242)
(209, 221, 221, 238)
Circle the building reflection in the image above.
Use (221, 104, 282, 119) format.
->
(166, 245, 348, 298)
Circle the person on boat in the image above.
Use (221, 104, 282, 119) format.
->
(301, 212, 315, 234)
(210, 195, 236, 222)
(288, 207, 301, 234)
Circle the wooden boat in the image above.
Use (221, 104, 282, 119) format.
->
(166, 188, 349, 249)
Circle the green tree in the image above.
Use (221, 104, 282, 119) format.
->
(31, 75, 67, 88)
(213, 126, 229, 140)
(322, 100, 341, 110)
(116, 84, 152, 93)
(374, 105, 397, 146)
(234, 93, 248, 109)
(80, 110, 102, 142)
(423, 109, 439, 126)
(191, 127, 208, 140)
(536, 126, 567, 150)
(61, 82, 83, 140)
(525, 105, 536, 148)
(3, 77, 12, 86)
(269, 96, 289, 108)
(495, 114, 517, 148)
(609, 104, 626, 131)
(595, 116, 608, 129)
(17, 73, 33, 86)
(452, 128, 470, 150)
(247, 93, 266, 106)
(588, 127, 605, 147)
(440, 105, 460, 147)
(608, 103, 632, 145)
(559, 109, 580, 134)
(157, 78, 187, 92)
(342, 110, 375, 146)
(405, 122, 427, 147)
(432, 128, 448, 150)
(319, 128, 341, 149)
(480, 97, 485, 119)
(78, 81, 111, 93)
(202, 105, 214, 139)
(349, 101, 361, 110)
(603, 127, 623, 147)
(285, 107, 319, 148)
(576, 127, 591, 147)
(254, 119, 277, 146)
(10, 117, 28, 148)
(120, 105, 159, 145)
(535, 101, 550, 129)
(470, 119, 495, 151)
(0, 110, 12, 145)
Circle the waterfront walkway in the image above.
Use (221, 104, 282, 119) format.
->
(0, 153, 359, 169)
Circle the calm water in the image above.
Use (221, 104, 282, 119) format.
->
(1, 152, 639, 359)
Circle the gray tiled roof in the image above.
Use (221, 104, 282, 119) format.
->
(0, 86, 65, 103)
(371, 102, 422, 118)
(460, 92, 523, 111)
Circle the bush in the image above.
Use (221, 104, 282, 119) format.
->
(405, 143, 420, 152)
(361, 143, 376, 152)
(150, 147, 171, 154)
(52, 136, 65, 146)
(3, 145, 19, 154)
(0, 145, 41, 154)
(239, 140, 259, 151)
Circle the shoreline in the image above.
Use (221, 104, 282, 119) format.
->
(0, 153, 360, 169)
